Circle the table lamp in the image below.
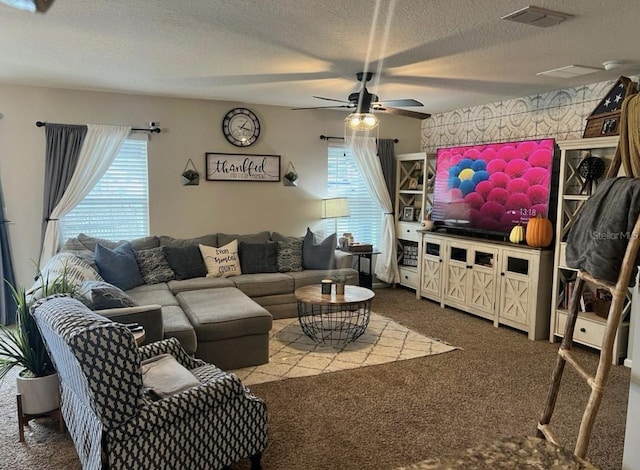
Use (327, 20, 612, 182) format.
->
(321, 197, 350, 234)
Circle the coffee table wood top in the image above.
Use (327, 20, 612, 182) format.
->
(295, 285, 375, 305)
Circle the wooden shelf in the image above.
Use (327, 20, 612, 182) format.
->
(550, 136, 628, 363)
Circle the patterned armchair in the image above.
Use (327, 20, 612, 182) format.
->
(31, 295, 268, 470)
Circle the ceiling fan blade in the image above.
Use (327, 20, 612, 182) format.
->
(0, 0, 53, 12)
(374, 98, 424, 107)
(291, 105, 353, 111)
(313, 96, 352, 104)
(377, 107, 431, 120)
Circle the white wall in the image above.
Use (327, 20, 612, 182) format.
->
(0, 85, 420, 287)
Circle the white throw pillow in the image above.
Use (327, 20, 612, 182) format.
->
(141, 354, 200, 399)
(199, 241, 242, 278)
(28, 252, 104, 299)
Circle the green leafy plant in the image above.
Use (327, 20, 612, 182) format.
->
(331, 273, 352, 284)
(284, 171, 298, 182)
(0, 263, 80, 381)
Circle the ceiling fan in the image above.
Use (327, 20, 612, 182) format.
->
(292, 72, 431, 120)
(0, 0, 54, 13)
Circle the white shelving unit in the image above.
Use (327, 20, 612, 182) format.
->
(394, 152, 430, 291)
(550, 136, 630, 364)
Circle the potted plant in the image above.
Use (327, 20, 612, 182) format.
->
(0, 265, 79, 417)
(284, 170, 298, 186)
(331, 273, 352, 295)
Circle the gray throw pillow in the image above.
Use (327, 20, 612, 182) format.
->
(277, 238, 303, 272)
(77, 280, 137, 310)
(94, 242, 145, 291)
(162, 245, 207, 280)
(134, 247, 176, 284)
(239, 241, 278, 274)
(302, 228, 336, 270)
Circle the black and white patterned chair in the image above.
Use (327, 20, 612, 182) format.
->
(31, 295, 268, 470)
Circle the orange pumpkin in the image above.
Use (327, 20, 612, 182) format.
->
(526, 214, 553, 247)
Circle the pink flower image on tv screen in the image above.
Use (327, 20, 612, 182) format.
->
(432, 139, 555, 233)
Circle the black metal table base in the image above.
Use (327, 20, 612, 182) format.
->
(297, 300, 371, 348)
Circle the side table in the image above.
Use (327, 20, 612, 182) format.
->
(343, 250, 380, 289)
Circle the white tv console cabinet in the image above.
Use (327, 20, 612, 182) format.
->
(418, 231, 554, 340)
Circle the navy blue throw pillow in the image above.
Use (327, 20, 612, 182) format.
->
(94, 242, 145, 291)
(302, 228, 336, 270)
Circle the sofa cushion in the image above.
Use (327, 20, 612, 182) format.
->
(200, 241, 241, 278)
(95, 242, 145, 291)
(59, 237, 98, 269)
(30, 252, 104, 298)
(239, 241, 278, 274)
(134, 247, 176, 285)
(159, 233, 217, 249)
(127, 285, 180, 307)
(167, 277, 236, 294)
(276, 238, 304, 272)
(77, 280, 137, 310)
(217, 231, 271, 247)
(162, 245, 207, 280)
(231, 273, 294, 297)
(160, 305, 197, 355)
(176, 288, 272, 342)
(74, 233, 160, 252)
(126, 282, 170, 294)
(302, 228, 336, 270)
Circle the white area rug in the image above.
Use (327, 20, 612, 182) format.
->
(232, 312, 458, 386)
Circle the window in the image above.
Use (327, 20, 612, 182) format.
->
(61, 138, 149, 241)
(327, 145, 383, 248)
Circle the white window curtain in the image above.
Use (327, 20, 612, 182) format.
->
(346, 135, 399, 284)
(39, 124, 131, 266)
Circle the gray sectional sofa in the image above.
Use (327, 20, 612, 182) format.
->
(59, 230, 358, 370)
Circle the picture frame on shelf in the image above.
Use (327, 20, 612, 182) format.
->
(408, 177, 418, 190)
(402, 206, 415, 221)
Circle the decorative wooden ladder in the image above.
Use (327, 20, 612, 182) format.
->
(536, 209, 640, 459)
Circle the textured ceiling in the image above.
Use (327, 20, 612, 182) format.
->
(1, 0, 639, 115)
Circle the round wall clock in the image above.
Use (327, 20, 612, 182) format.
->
(222, 107, 261, 147)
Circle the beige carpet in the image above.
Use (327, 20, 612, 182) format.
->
(232, 312, 458, 386)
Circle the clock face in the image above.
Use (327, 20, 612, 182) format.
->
(222, 108, 261, 147)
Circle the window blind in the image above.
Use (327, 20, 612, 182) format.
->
(61, 138, 149, 241)
(327, 145, 383, 248)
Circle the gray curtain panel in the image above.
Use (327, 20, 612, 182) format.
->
(377, 139, 396, 203)
(40, 123, 87, 248)
(0, 176, 17, 324)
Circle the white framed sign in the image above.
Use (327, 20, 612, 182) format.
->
(205, 153, 281, 182)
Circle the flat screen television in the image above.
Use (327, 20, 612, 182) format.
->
(432, 138, 555, 235)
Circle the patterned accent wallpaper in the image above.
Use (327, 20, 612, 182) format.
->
(421, 79, 621, 153)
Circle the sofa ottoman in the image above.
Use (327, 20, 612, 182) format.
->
(176, 287, 273, 370)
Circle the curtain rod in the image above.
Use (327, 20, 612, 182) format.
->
(35, 121, 162, 133)
(319, 134, 398, 143)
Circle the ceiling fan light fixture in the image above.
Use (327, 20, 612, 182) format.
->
(345, 112, 379, 131)
(0, 0, 53, 12)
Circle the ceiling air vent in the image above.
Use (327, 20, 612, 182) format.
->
(536, 65, 601, 79)
(501, 5, 573, 27)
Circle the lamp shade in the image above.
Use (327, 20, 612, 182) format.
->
(321, 197, 350, 219)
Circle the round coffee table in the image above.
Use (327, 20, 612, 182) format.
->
(294, 284, 375, 348)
